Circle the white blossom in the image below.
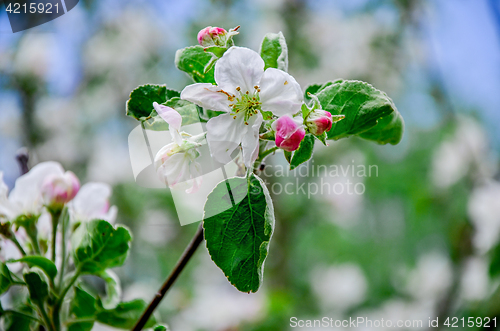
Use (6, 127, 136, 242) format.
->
(181, 46, 303, 167)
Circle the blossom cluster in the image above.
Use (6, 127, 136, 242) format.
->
(153, 27, 342, 193)
(0, 162, 117, 263)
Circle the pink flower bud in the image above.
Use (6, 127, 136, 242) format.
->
(41, 171, 80, 208)
(305, 109, 333, 136)
(272, 115, 306, 152)
(197, 26, 228, 47)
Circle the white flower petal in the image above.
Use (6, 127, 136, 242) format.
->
(153, 102, 182, 131)
(259, 68, 303, 117)
(186, 162, 203, 194)
(0, 172, 16, 220)
(206, 113, 248, 164)
(241, 114, 263, 168)
(70, 182, 114, 223)
(9, 161, 64, 217)
(215, 47, 264, 93)
(181, 83, 232, 113)
(157, 153, 189, 186)
(153, 103, 183, 145)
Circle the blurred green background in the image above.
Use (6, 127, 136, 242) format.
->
(1, 0, 500, 330)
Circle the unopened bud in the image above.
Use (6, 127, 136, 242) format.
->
(272, 115, 305, 152)
(197, 26, 228, 47)
(41, 171, 80, 209)
(305, 109, 334, 136)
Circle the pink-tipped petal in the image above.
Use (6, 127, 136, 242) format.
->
(153, 102, 182, 131)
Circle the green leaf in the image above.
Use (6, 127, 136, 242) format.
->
(204, 46, 227, 58)
(315, 132, 328, 145)
(96, 299, 156, 329)
(490, 242, 500, 277)
(68, 287, 97, 331)
(24, 271, 48, 303)
(154, 325, 170, 331)
(203, 174, 275, 293)
(10, 256, 57, 282)
(283, 151, 292, 164)
(175, 46, 216, 84)
(0, 262, 15, 295)
(126, 85, 180, 121)
(260, 32, 288, 72)
(143, 97, 201, 131)
(304, 84, 322, 101)
(358, 107, 404, 145)
(290, 135, 315, 170)
(71, 220, 132, 274)
(304, 81, 338, 102)
(314, 80, 398, 141)
(98, 270, 121, 309)
(2, 306, 33, 331)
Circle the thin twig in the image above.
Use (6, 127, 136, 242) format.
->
(131, 223, 204, 331)
(16, 148, 29, 175)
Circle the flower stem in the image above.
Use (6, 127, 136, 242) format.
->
(259, 146, 279, 160)
(50, 209, 62, 262)
(26, 229, 41, 255)
(56, 269, 81, 307)
(56, 208, 68, 291)
(11, 236, 27, 256)
(52, 268, 81, 331)
(131, 223, 204, 331)
(253, 146, 279, 170)
(36, 302, 56, 331)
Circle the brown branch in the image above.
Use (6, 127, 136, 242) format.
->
(131, 223, 204, 331)
(16, 147, 30, 175)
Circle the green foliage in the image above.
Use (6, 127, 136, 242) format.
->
(290, 135, 315, 170)
(175, 46, 216, 84)
(126, 84, 180, 121)
(98, 270, 121, 309)
(260, 32, 288, 71)
(0, 262, 15, 295)
(71, 220, 132, 274)
(2, 306, 33, 331)
(358, 101, 404, 145)
(284, 150, 292, 164)
(96, 298, 156, 329)
(68, 287, 97, 331)
(10, 256, 57, 282)
(312, 80, 403, 144)
(68, 286, 156, 330)
(489, 242, 500, 277)
(24, 271, 49, 303)
(154, 325, 169, 331)
(203, 174, 275, 293)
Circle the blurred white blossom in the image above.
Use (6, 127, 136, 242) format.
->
(431, 117, 491, 188)
(310, 263, 368, 312)
(69, 182, 117, 224)
(460, 257, 489, 301)
(468, 180, 500, 253)
(405, 252, 452, 301)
